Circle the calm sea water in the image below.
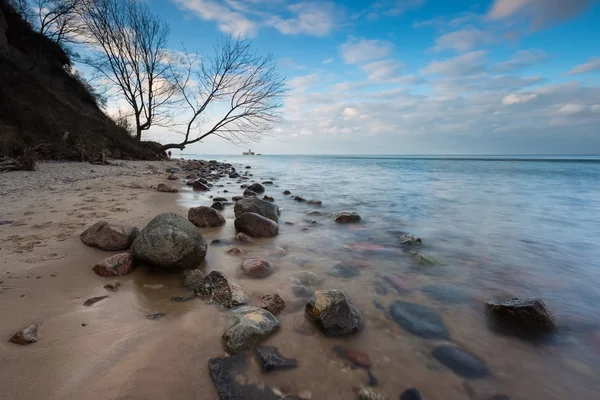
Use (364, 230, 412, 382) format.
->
(178, 154, 600, 399)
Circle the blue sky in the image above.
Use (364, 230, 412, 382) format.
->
(132, 0, 600, 155)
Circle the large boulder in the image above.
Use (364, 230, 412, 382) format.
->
(130, 213, 207, 271)
(93, 253, 134, 276)
(234, 197, 280, 222)
(194, 271, 249, 308)
(389, 301, 449, 339)
(222, 306, 280, 353)
(234, 212, 279, 238)
(486, 298, 556, 333)
(80, 220, 139, 251)
(188, 206, 226, 228)
(305, 289, 363, 336)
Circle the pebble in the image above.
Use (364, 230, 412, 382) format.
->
(146, 313, 165, 320)
(103, 282, 121, 291)
(83, 296, 108, 306)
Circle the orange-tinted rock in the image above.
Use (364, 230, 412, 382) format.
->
(93, 253, 134, 276)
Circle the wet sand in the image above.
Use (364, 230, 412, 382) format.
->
(1, 160, 599, 400)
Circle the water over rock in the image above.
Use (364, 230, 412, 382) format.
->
(291, 284, 315, 298)
(235, 212, 279, 238)
(80, 220, 139, 251)
(389, 300, 450, 339)
(334, 211, 361, 223)
(182, 269, 204, 289)
(291, 271, 323, 286)
(223, 306, 280, 353)
(327, 261, 361, 278)
(305, 289, 363, 336)
(255, 346, 298, 372)
(131, 213, 207, 271)
(234, 197, 280, 222)
(188, 206, 226, 228)
(399, 234, 422, 246)
(486, 298, 556, 334)
(431, 344, 490, 379)
(422, 284, 472, 304)
(208, 355, 279, 400)
(194, 271, 249, 308)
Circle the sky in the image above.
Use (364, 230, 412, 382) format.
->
(116, 0, 600, 155)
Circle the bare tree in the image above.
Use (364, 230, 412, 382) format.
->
(33, 0, 84, 45)
(79, 0, 176, 141)
(159, 38, 286, 152)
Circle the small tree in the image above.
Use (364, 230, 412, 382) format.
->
(33, 0, 84, 45)
(79, 0, 176, 141)
(159, 38, 286, 152)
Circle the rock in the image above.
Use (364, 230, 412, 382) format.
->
(236, 232, 254, 243)
(213, 197, 228, 202)
(182, 269, 204, 289)
(389, 301, 449, 339)
(211, 202, 225, 211)
(103, 282, 121, 291)
(291, 271, 323, 286)
(208, 355, 279, 400)
(399, 234, 422, 246)
(80, 220, 139, 251)
(241, 184, 249, 188)
(255, 346, 298, 372)
(194, 271, 249, 308)
(9, 324, 38, 345)
(234, 197, 280, 223)
(258, 294, 285, 316)
(284, 222, 295, 226)
(400, 389, 423, 400)
(262, 181, 274, 185)
(186, 173, 199, 180)
(171, 296, 193, 302)
(83, 295, 108, 306)
(293, 195, 306, 202)
(157, 183, 178, 193)
(241, 258, 275, 278)
(374, 281, 388, 295)
(146, 313, 165, 320)
(334, 211, 361, 223)
(226, 247, 244, 256)
(235, 212, 279, 238)
(229, 173, 240, 178)
(332, 345, 371, 368)
(93, 253, 134, 276)
(167, 174, 178, 181)
(431, 345, 490, 379)
(243, 189, 258, 197)
(268, 246, 286, 257)
(422, 285, 471, 304)
(166, 167, 180, 173)
(327, 261, 361, 278)
(245, 166, 251, 169)
(188, 206, 226, 228)
(306, 200, 322, 206)
(357, 387, 388, 400)
(223, 306, 280, 353)
(232, 196, 243, 202)
(183, 161, 202, 170)
(382, 274, 413, 293)
(408, 251, 435, 265)
(192, 180, 210, 191)
(283, 190, 291, 195)
(486, 298, 556, 333)
(291, 284, 315, 298)
(293, 317, 316, 336)
(247, 183, 265, 194)
(263, 195, 274, 202)
(305, 289, 363, 336)
(131, 213, 208, 271)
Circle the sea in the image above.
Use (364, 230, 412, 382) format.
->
(177, 154, 600, 399)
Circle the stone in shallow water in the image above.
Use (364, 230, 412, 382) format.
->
(222, 306, 280, 353)
(422, 284, 472, 304)
(194, 271, 249, 308)
(305, 289, 363, 337)
(9, 324, 38, 345)
(332, 345, 372, 368)
(241, 258, 275, 278)
(408, 251, 435, 265)
(431, 344, 490, 379)
(255, 346, 299, 372)
(208, 355, 279, 400)
(291, 284, 315, 298)
(389, 300, 449, 339)
(334, 211, 361, 223)
(486, 298, 556, 333)
(234, 197, 280, 222)
(235, 212, 279, 238)
(400, 389, 423, 400)
(188, 206, 225, 228)
(327, 261, 361, 278)
(257, 294, 285, 316)
(182, 269, 204, 289)
(399, 234, 422, 246)
(93, 253, 134, 276)
(80, 220, 139, 251)
(357, 387, 388, 400)
(291, 271, 323, 286)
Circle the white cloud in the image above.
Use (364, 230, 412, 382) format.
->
(502, 93, 537, 105)
(173, 0, 258, 37)
(342, 107, 359, 120)
(323, 57, 334, 64)
(339, 38, 394, 64)
(433, 28, 497, 52)
(267, 2, 338, 37)
(494, 49, 549, 71)
(361, 59, 404, 81)
(565, 57, 600, 75)
(423, 51, 488, 77)
(558, 104, 586, 115)
(486, 0, 593, 29)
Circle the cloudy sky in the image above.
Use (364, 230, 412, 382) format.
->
(132, 0, 600, 155)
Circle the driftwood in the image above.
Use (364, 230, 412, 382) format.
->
(0, 159, 21, 172)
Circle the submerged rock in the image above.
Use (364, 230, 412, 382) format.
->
(257, 294, 285, 316)
(208, 355, 279, 400)
(234, 197, 280, 223)
(131, 213, 208, 271)
(400, 389, 423, 400)
(291, 284, 315, 298)
(408, 251, 435, 265)
(93, 253, 134, 276)
(332, 345, 371, 368)
(157, 183, 178, 193)
(223, 306, 280, 353)
(306, 200, 322, 206)
(226, 247, 245, 256)
(283, 190, 291, 195)
(432, 345, 490, 379)
(399, 234, 422, 246)
(9, 324, 38, 345)
(235, 212, 279, 238)
(486, 298, 556, 333)
(103, 282, 121, 291)
(293, 316, 316, 336)
(241, 258, 275, 278)
(422, 285, 472, 304)
(255, 346, 298, 372)
(327, 261, 361, 278)
(188, 206, 226, 228)
(305, 289, 363, 336)
(291, 271, 323, 286)
(236, 232, 254, 243)
(80, 220, 139, 251)
(389, 301, 449, 339)
(194, 271, 249, 308)
(248, 183, 266, 194)
(211, 202, 225, 211)
(182, 269, 204, 289)
(334, 211, 361, 223)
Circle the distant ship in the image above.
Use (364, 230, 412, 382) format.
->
(242, 149, 255, 155)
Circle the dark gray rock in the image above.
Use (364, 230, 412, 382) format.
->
(293, 195, 306, 202)
(214, 197, 229, 202)
(192, 180, 210, 191)
(182, 269, 204, 289)
(243, 189, 258, 197)
(399, 234, 422, 246)
(248, 183, 265, 194)
(255, 346, 298, 372)
(131, 213, 207, 271)
(283, 190, 291, 195)
(223, 306, 280, 353)
(432, 345, 490, 379)
(422, 285, 472, 304)
(208, 355, 279, 400)
(486, 298, 556, 333)
(389, 301, 449, 339)
(194, 271, 249, 308)
(234, 212, 279, 238)
(327, 261, 360, 278)
(81, 220, 139, 251)
(291, 284, 315, 298)
(400, 389, 423, 400)
(188, 206, 226, 228)
(305, 289, 363, 336)
(334, 211, 361, 223)
(234, 197, 280, 223)
(211, 202, 225, 211)
(157, 183, 178, 193)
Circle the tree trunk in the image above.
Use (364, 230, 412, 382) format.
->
(135, 126, 142, 141)
(158, 143, 185, 152)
